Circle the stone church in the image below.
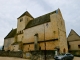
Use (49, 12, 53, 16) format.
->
(4, 9, 68, 56)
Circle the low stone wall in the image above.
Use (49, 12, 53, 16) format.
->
(0, 50, 55, 60)
(25, 50, 55, 60)
(0, 50, 23, 58)
(69, 50, 80, 57)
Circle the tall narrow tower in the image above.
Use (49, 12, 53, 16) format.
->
(17, 11, 34, 42)
(17, 11, 34, 34)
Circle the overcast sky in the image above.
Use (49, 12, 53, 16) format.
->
(0, 0, 80, 46)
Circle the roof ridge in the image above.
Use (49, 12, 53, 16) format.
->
(4, 28, 17, 39)
(25, 10, 56, 29)
(34, 10, 56, 19)
(68, 29, 80, 38)
(17, 11, 34, 19)
(71, 29, 80, 37)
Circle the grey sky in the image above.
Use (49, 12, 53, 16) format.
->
(0, 0, 80, 46)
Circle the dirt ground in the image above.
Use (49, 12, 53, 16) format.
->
(0, 56, 80, 60)
(73, 57, 80, 60)
(0, 57, 30, 60)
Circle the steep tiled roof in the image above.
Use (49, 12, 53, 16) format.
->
(17, 11, 34, 19)
(4, 28, 17, 39)
(25, 10, 56, 29)
(68, 29, 80, 38)
(67, 29, 80, 41)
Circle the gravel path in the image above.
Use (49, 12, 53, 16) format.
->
(73, 57, 80, 60)
(0, 56, 80, 60)
(0, 57, 30, 60)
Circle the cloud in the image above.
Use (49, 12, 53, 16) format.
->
(0, 0, 80, 46)
(34, 0, 53, 11)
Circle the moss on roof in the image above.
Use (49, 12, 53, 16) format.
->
(25, 10, 56, 29)
(4, 28, 17, 39)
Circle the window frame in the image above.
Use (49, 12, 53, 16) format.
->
(20, 18, 23, 22)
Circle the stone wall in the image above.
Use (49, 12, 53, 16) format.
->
(69, 50, 80, 57)
(69, 41, 80, 50)
(0, 50, 23, 58)
(23, 9, 68, 53)
(23, 50, 55, 60)
(4, 38, 15, 51)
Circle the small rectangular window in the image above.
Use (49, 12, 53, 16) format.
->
(78, 45, 80, 48)
(46, 23, 48, 27)
(68, 45, 71, 49)
(20, 18, 23, 22)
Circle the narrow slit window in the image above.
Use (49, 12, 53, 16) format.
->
(78, 45, 80, 48)
(20, 18, 23, 22)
